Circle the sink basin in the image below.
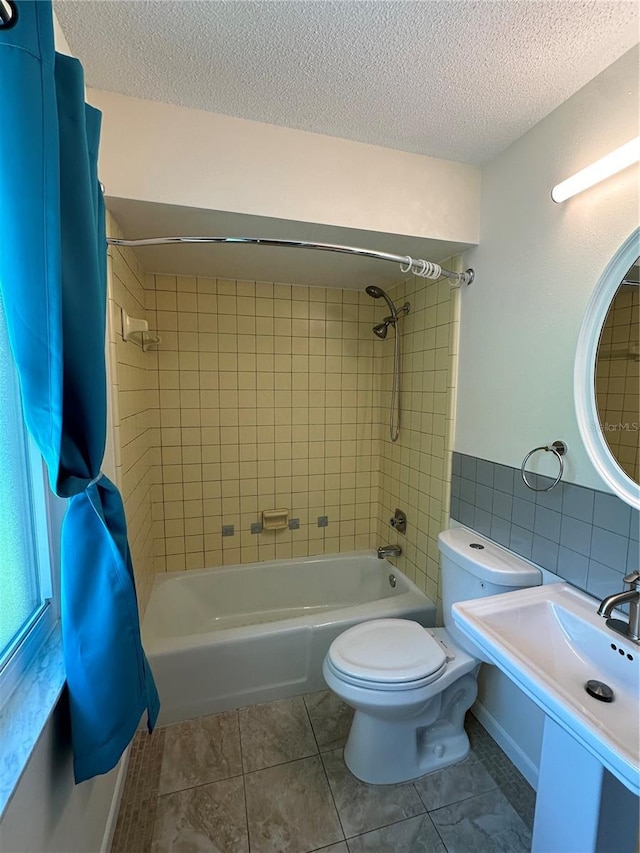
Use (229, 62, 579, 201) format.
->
(453, 582, 640, 796)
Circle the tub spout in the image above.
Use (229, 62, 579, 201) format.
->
(377, 544, 402, 560)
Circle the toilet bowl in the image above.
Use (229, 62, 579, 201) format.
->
(322, 528, 541, 784)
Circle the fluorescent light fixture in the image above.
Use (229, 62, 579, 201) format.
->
(551, 137, 640, 203)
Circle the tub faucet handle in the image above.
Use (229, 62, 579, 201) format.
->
(623, 571, 640, 589)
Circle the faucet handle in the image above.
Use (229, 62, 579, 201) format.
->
(623, 571, 640, 588)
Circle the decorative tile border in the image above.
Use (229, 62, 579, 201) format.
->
(111, 727, 166, 853)
(451, 453, 639, 601)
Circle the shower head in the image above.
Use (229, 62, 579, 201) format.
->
(365, 284, 398, 322)
(365, 285, 385, 299)
(366, 285, 411, 341)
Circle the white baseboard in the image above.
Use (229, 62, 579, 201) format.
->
(472, 701, 539, 791)
(100, 746, 131, 853)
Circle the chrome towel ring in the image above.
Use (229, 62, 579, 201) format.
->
(521, 441, 568, 492)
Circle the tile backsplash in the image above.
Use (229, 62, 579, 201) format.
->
(451, 452, 639, 601)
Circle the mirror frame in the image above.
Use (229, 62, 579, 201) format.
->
(574, 227, 640, 510)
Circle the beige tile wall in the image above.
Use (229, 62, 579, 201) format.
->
(595, 283, 640, 484)
(375, 262, 461, 608)
(106, 213, 160, 614)
(149, 275, 381, 571)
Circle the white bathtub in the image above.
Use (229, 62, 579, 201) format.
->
(142, 550, 435, 725)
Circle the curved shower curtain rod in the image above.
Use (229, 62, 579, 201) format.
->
(106, 234, 475, 286)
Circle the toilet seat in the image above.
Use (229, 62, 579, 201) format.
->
(327, 619, 447, 689)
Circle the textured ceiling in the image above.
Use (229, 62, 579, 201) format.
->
(55, 1, 639, 166)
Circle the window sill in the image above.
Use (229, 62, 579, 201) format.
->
(0, 622, 65, 819)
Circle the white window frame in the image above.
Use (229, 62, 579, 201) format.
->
(0, 327, 65, 817)
(0, 446, 62, 710)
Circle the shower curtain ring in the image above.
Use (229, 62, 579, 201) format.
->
(400, 256, 413, 273)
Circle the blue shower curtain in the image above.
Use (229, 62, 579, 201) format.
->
(0, 1, 159, 782)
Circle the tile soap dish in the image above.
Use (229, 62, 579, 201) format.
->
(121, 308, 161, 351)
(262, 509, 289, 530)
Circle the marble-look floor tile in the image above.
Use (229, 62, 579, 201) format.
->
(304, 690, 354, 752)
(316, 844, 349, 852)
(239, 695, 317, 772)
(245, 755, 343, 853)
(321, 749, 425, 838)
(414, 755, 498, 811)
(346, 814, 446, 853)
(429, 788, 532, 853)
(159, 711, 242, 795)
(151, 776, 248, 852)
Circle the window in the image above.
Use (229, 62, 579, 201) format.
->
(0, 291, 56, 696)
(0, 295, 63, 819)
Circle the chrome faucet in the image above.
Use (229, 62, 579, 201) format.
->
(377, 544, 402, 560)
(597, 571, 640, 645)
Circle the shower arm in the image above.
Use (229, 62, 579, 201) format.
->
(376, 290, 399, 321)
(106, 234, 475, 286)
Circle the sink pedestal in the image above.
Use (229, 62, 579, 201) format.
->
(533, 717, 638, 853)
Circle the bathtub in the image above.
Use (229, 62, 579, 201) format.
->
(142, 550, 435, 725)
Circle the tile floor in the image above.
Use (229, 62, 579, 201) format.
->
(112, 692, 535, 853)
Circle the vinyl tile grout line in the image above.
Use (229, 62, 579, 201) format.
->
(313, 740, 348, 843)
(301, 697, 322, 759)
(302, 695, 322, 754)
(301, 695, 353, 844)
(241, 748, 333, 777)
(409, 779, 451, 852)
(157, 769, 246, 797)
(235, 710, 252, 853)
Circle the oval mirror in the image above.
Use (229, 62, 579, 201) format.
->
(575, 228, 640, 509)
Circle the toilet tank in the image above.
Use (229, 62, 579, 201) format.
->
(438, 528, 541, 658)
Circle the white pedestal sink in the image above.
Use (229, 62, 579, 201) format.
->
(453, 582, 639, 853)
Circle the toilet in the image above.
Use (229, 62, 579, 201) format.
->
(322, 527, 541, 784)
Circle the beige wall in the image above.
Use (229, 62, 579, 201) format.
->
(89, 88, 480, 246)
(106, 213, 159, 614)
(457, 46, 639, 490)
(375, 265, 461, 608)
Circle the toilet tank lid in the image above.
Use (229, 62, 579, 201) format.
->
(438, 528, 541, 587)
